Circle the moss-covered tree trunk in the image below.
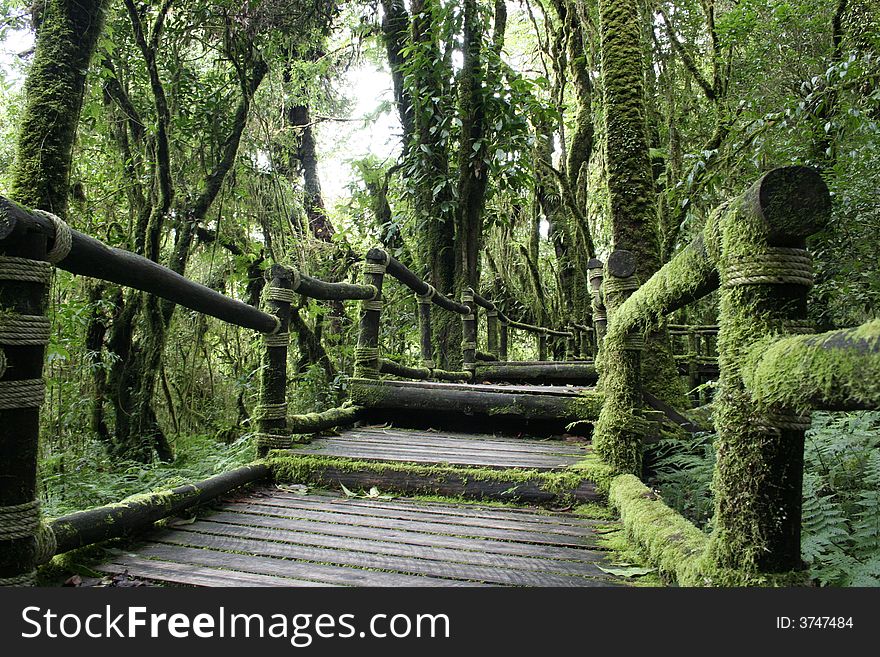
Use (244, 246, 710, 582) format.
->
(11, 0, 107, 215)
(593, 0, 685, 474)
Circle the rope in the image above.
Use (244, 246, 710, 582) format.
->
(32, 209, 73, 264)
(725, 248, 814, 288)
(0, 379, 46, 410)
(417, 285, 437, 302)
(462, 341, 477, 351)
(0, 257, 52, 284)
(367, 284, 380, 301)
(0, 349, 6, 378)
(290, 269, 301, 291)
(0, 499, 40, 541)
(364, 262, 387, 275)
(362, 300, 383, 313)
(355, 347, 380, 363)
(267, 286, 298, 304)
(35, 522, 56, 564)
(255, 433, 293, 451)
(263, 332, 290, 348)
(588, 269, 604, 284)
(0, 314, 51, 346)
(603, 276, 640, 296)
(0, 571, 36, 587)
(487, 310, 498, 318)
(255, 403, 288, 421)
(622, 333, 646, 351)
(462, 314, 475, 322)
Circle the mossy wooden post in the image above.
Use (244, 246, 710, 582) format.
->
(462, 289, 477, 378)
(588, 258, 607, 350)
(687, 327, 699, 399)
(256, 265, 294, 455)
(0, 208, 51, 586)
(355, 249, 387, 380)
(567, 329, 577, 361)
(538, 333, 548, 361)
(486, 308, 499, 357)
(417, 286, 435, 370)
(708, 167, 831, 578)
(593, 250, 646, 474)
(499, 316, 509, 361)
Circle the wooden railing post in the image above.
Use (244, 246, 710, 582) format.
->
(462, 289, 477, 378)
(486, 308, 498, 357)
(0, 207, 54, 586)
(417, 285, 435, 370)
(499, 315, 509, 361)
(710, 168, 830, 576)
(354, 249, 388, 380)
(538, 332, 548, 361)
(593, 250, 645, 474)
(255, 265, 295, 455)
(588, 258, 607, 350)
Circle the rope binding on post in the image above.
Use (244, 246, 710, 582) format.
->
(0, 256, 52, 284)
(254, 403, 288, 421)
(263, 332, 290, 348)
(724, 247, 814, 288)
(417, 284, 437, 303)
(32, 209, 73, 265)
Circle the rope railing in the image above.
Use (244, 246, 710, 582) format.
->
(592, 166, 879, 581)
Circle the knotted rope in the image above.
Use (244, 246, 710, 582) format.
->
(267, 286, 298, 304)
(263, 332, 290, 348)
(0, 314, 51, 346)
(0, 499, 40, 541)
(417, 285, 437, 303)
(0, 379, 47, 410)
(254, 433, 294, 451)
(32, 209, 73, 265)
(362, 300, 383, 313)
(254, 403, 288, 421)
(725, 248, 814, 288)
(0, 257, 52, 284)
(603, 275, 640, 297)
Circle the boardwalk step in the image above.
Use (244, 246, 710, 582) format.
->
(96, 489, 623, 588)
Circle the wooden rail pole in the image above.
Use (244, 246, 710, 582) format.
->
(486, 309, 499, 357)
(255, 265, 294, 454)
(499, 316, 509, 361)
(0, 207, 53, 586)
(593, 250, 646, 474)
(462, 289, 477, 379)
(355, 249, 388, 380)
(417, 286, 435, 370)
(588, 258, 607, 350)
(538, 333, 548, 361)
(710, 167, 830, 576)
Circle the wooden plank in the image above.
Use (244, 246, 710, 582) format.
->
(181, 520, 608, 577)
(354, 427, 576, 447)
(264, 491, 601, 527)
(129, 543, 483, 587)
(291, 444, 577, 470)
(279, 462, 600, 505)
(226, 502, 598, 548)
(206, 510, 602, 560)
(246, 496, 601, 537)
(155, 529, 616, 587)
(98, 557, 334, 587)
(338, 430, 588, 455)
(369, 379, 590, 397)
(303, 437, 582, 461)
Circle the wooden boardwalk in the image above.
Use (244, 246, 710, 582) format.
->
(292, 427, 589, 470)
(98, 489, 623, 587)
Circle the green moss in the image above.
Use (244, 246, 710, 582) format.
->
(573, 502, 615, 520)
(10, 0, 107, 213)
(609, 474, 709, 586)
(595, 528, 663, 587)
(742, 320, 880, 412)
(268, 453, 604, 502)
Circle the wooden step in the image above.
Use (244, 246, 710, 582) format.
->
(271, 427, 603, 504)
(96, 489, 623, 588)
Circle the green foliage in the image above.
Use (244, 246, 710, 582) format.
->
(651, 411, 880, 586)
(40, 433, 255, 517)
